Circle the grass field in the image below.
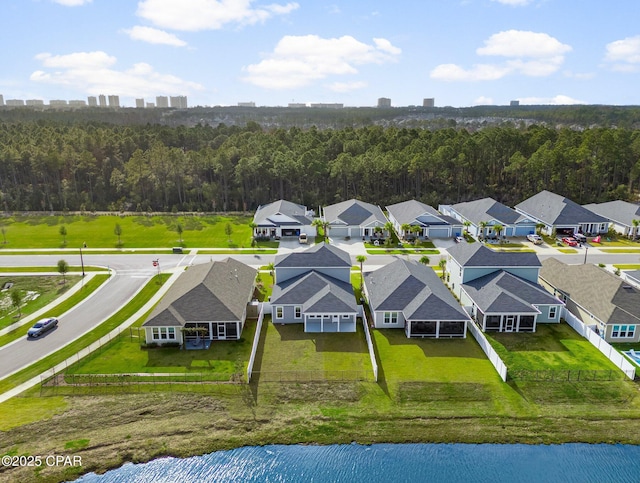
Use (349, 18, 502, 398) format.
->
(0, 214, 255, 249)
(599, 248, 640, 253)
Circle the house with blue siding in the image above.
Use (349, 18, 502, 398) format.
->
(439, 197, 537, 239)
(446, 243, 563, 333)
(323, 199, 388, 240)
(363, 258, 470, 338)
(270, 243, 358, 332)
(252, 199, 316, 239)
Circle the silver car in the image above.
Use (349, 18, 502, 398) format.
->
(27, 317, 58, 338)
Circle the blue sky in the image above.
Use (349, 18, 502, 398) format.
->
(2, 0, 639, 108)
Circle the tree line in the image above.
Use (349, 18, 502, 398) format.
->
(0, 120, 639, 213)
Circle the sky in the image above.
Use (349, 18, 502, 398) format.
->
(1, 0, 640, 108)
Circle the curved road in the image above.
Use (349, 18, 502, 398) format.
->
(0, 247, 638, 380)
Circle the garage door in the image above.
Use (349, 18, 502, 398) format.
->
(427, 227, 450, 238)
(330, 226, 349, 237)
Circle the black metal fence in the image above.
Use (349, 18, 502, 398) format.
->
(509, 369, 626, 382)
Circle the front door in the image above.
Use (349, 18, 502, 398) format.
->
(218, 323, 226, 340)
(504, 315, 515, 332)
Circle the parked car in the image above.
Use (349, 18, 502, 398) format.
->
(454, 236, 464, 243)
(27, 317, 58, 338)
(298, 233, 308, 244)
(573, 233, 587, 243)
(562, 237, 578, 247)
(526, 234, 543, 245)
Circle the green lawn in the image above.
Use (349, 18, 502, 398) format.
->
(0, 266, 107, 273)
(66, 320, 257, 380)
(366, 248, 440, 255)
(557, 248, 578, 253)
(0, 214, 255, 249)
(254, 318, 373, 379)
(614, 264, 640, 270)
(600, 248, 640, 253)
(0, 396, 68, 431)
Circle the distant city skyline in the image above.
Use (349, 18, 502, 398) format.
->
(1, 1, 639, 107)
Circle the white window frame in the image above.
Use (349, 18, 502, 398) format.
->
(612, 325, 636, 338)
(275, 306, 283, 319)
(549, 306, 557, 320)
(294, 306, 302, 319)
(383, 312, 398, 325)
(151, 327, 176, 341)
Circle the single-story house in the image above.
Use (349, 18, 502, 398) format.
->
(363, 258, 470, 338)
(583, 200, 640, 238)
(539, 258, 640, 343)
(142, 258, 257, 346)
(514, 190, 609, 237)
(439, 197, 537, 239)
(386, 199, 463, 239)
(252, 199, 316, 239)
(270, 243, 358, 332)
(322, 199, 388, 240)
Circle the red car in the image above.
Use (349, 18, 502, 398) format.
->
(562, 237, 578, 247)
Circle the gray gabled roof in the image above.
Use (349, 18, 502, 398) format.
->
(323, 199, 387, 227)
(515, 190, 608, 226)
(274, 243, 351, 268)
(462, 270, 560, 314)
(450, 197, 532, 225)
(386, 200, 453, 226)
(271, 271, 357, 313)
(539, 258, 640, 326)
(584, 200, 640, 228)
(143, 258, 256, 327)
(364, 259, 469, 321)
(447, 242, 541, 268)
(253, 199, 313, 227)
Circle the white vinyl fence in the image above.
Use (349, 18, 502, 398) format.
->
(246, 304, 265, 382)
(468, 322, 508, 382)
(359, 306, 378, 382)
(562, 308, 636, 380)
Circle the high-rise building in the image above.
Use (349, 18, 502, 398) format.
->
(49, 100, 68, 108)
(108, 95, 120, 108)
(423, 98, 435, 107)
(170, 95, 187, 108)
(288, 103, 306, 108)
(237, 101, 256, 107)
(135, 98, 145, 108)
(98, 94, 107, 107)
(6, 99, 25, 106)
(156, 96, 169, 108)
(377, 97, 391, 108)
(0, 94, 4, 106)
(26, 99, 45, 107)
(146, 102, 156, 108)
(510, 100, 520, 107)
(69, 100, 87, 108)
(88, 96, 97, 107)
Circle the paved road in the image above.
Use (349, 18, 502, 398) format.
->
(1, 246, 639, 380)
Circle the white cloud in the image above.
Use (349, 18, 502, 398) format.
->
(123, 26, 187, 47)
(473, 96, 494, 105)
(327, 81, 367, 93)
(490, 0, 533, 5)
(477, 30, 571, 58)
(604, 35, 640, 72)
(31, 51, 203, 97)
(136, 0, 299, 31)
(432, 30, 570, 81)
(51, 0, 92, 6)
(242, 35, 401, 89)
(517, 95, 586, 105)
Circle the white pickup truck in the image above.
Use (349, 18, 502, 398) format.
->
(298, 233, 308, 244)
(526, 234, 543, 245)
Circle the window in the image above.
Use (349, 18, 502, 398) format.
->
(612, 325, 636, 338)
(294, 306, 302, 319)
(275, 306, 283, 319)
(151, 327, 176, 341)
(549, 306, 557, 319)
(383, 312, 398, 325)
(332, 314, 339, 323)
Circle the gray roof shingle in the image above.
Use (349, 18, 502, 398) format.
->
(271, 271, 357, 313)
(462, 270, 560, 314)
(364, 259, 469, 321)
(253, 199, 313, 227)
(386, 200, 453, 226)
(143, 258, 256, 327)
(447, 242, 541, 268)
(323, 199, 387, 226)
(539, 258, 640, 326)
(450, 197, 531, 225)
(515, 190, 608, 226)
(584, 200, 640, 228)
(274, 243, 352, 268)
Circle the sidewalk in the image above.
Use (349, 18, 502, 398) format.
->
(0, 269, 182, 404)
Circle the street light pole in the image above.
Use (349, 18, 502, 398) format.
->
(79, 247, 85, 277)
(583, 245, 588, 264)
